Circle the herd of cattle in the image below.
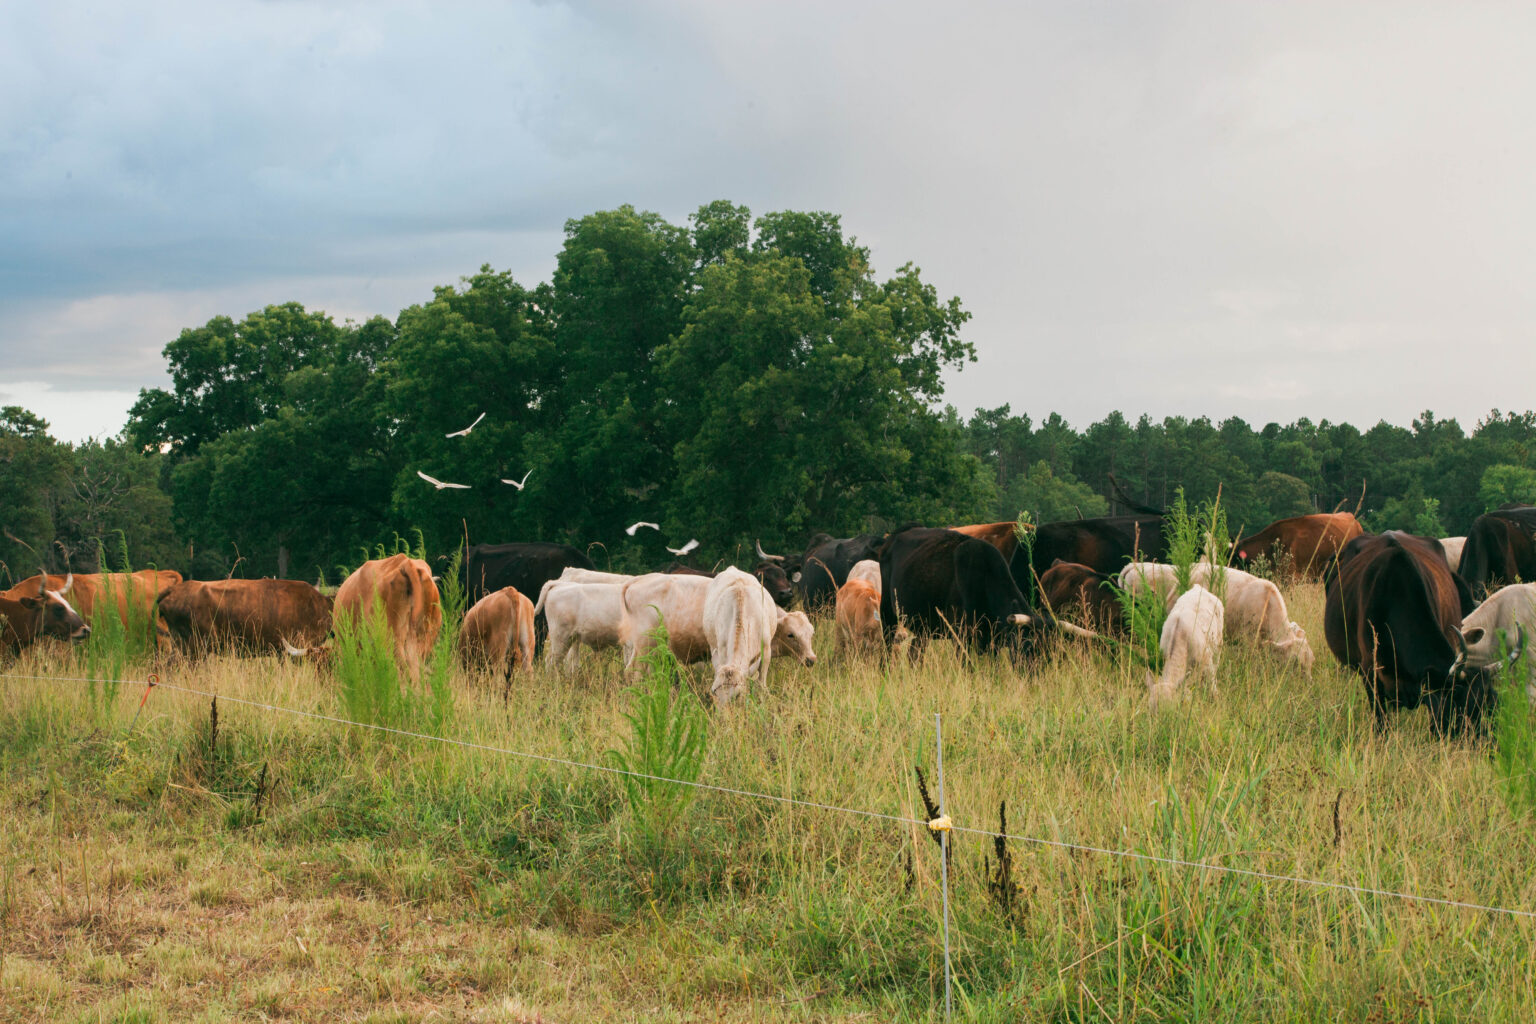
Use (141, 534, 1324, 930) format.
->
(3, 504, 1535, 731)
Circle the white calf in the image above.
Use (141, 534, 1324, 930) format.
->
(1119, 562, 1311, 673)
(538, 581, 631, 673)
(845, 559, 881, 588)
(1149, 584, 1224, 707)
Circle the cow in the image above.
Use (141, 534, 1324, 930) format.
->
(458, 586, 536, 679)
(335, 554, 443, 680)
(666, 561, 793, 608)
(1015, 515, 1169, 591)
(30, 569, 181, 645)
(949, 521, 1025, 562)
(1118, 562, 1312, 673)
(0, 573, 89, 656)
(704, 567, 817, 704)
(879, 526, 1045, 655)
(835, 578, 883, 655)
(535, 579, 632, 673)
(156, 579, 332, 656)
(794, 533, 887, 608)
(1039, 561, 1123, 633)
(1148, 584, 1224, 707)
(463, 542, 595, 605)
(1233, 512, 1363, 580)
(1449, 582, 1533, 702)
(846, 559, 881, 588)
(558, 568, 636, 585)
(1457, 507, 1536, 596)
(1439, 536, 1466, 574)
(1324, 531, 1493, 735)
(622, 571, 816, 680)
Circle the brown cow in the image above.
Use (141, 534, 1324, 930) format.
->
(1234, 512, 1363, 580)
(157, 579, 333, 655)
(835, 578, 883, 655)
(335, 554, 442, 679)
(1039, 561, 1123, 633)
(459, 586, 536, 679)
(0, 574, 90, 656)
(949, 521, 1027, 563)
(30, 570, 183, 639)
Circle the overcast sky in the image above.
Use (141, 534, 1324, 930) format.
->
(4, 1, 1534, 443)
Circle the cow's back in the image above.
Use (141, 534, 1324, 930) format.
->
(159, 578, 331, 652)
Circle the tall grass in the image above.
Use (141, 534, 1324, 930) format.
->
(1492, 636, 1536, 815)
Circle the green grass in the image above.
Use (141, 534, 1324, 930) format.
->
(2, 582, 1534, 1021)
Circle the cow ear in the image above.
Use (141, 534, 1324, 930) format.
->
(1050, 558, 1065, 568)
(18, 595, 43, 610)
(1464, 627, 1485, 646)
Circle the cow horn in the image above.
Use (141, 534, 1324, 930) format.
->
(281, 636, 310, 657)
(1507, 624, 1526, 666)
(1008, 613, 1032, 626)
(1449, 626, 1468, 679)
(755, 539, 783, 563)
(1056, 621, 1101, 641)
(60, 571, 72, 595)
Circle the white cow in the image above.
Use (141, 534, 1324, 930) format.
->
(1451, 582, 1534, 700)
(1119, 562, 1312, 673)
(704, 568, 816, 704)
(536, 580, 632, 673)
(1149, 584, 1224, 707)
(845, 559, 881, 588)
(557, 567, 636, 585)
(1439, 536, 1467, 574)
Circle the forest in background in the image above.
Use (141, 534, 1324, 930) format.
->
(4, 201, 1536, 585)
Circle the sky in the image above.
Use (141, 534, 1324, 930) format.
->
(4, 1, 1535, 444)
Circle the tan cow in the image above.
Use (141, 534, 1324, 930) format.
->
(835, 578, 883, 655)
(157, 578, 332, 655)
(1149, 584, 1224, 707)
(334, 554, 442, 679)
(704, 568, 816, 704)
(459, 586, 536, 678)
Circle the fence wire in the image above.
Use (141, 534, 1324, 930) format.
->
(4, 669, 1536, 923)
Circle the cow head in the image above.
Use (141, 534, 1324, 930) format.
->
(752, 562, 794, 608)
(772, 610, 817, 667)
(1269, 622, 1315, 675)
(18, 572, 90, 643)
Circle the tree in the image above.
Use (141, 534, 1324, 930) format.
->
(1005, 462, 1108, 524)
(1478, 464, 1536, 512)
(0, 407, 70, 583)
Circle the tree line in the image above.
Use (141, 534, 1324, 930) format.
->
(4, 200, 1535, 585)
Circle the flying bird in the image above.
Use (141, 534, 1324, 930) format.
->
(666, 539, 700, 557)
(445, 412, 486, 438)
(417, 470, 471, 490)
(500, 469, 533, 490)
(625, 522, 660, 536)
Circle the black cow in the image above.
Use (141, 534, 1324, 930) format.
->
(795, 532, 886, 608)
(1457, 506, 1536, 596)
(1323, 531, 1494, 735)
(463, 542, 596, 606)
(879, 526, 1042, 654)
(1014, 514, 1168, 590)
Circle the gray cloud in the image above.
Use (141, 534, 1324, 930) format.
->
(4, 1, 1536, 442)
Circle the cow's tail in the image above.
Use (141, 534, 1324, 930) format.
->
(533, 579, 560, 616)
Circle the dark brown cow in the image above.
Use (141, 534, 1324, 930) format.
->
(0, 574, 90, 656)
(1324, 531, 1493, 735)
(1234, 512, 1363, 580)
(1038, 560, 1123, 633)
(157, 579, 333, 655)
(1457, 507, 1536, 596)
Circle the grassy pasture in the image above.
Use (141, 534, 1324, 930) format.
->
(3, 582, 1536, 1022)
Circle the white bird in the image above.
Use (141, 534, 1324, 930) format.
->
(500, 469, 533, 490)
(445, 412, 486, 438)
(625, 522, 660, 536)
(417, 470, 471, 490)
(666, 539, 699, 557)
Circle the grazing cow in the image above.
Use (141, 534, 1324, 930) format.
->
(1439, 536, 1466, 574)
(879, 526, 1043, 654)
(795, 533, 887, 608)
(335, 554, 443, 679)
(1450, 582, 1534, 701)
(536, 580, 632, 673)
(1233, 512, 1363, 580)
(835, 578, 883, 655)
(157, 579, 332, 655)
(1118, 562, 1313, 673)
(704, 567, 817, 704)
(1148, 584, 1224, 707)
(558, 568, 636, 585)
(463, 542, 595, 605)
(32, 570, 181, 644)
(623, 571, 816, 679)
(1324, 531, 1492, 734)
(459, 586, 536, 678)
(0, 574, 89, 656)
(1457, 507, 1536, 596)
(1039, 561, 1123, 633)
(1016, 515, 1169, 588)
